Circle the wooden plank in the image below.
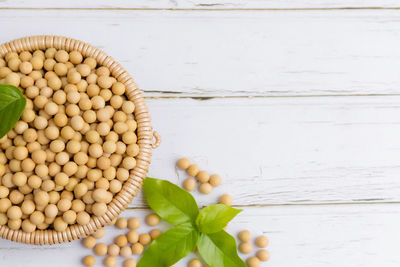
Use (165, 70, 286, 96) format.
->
(124, 96, 400, 207)
(1, 0, 400, 9)
(0, 204, 399, 266)
(0, 10, 400, 97)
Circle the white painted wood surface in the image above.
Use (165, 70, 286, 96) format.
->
(134, 97, 400, 207)
(0, 1, 399, 266)
(1, 205, 399, 267)
(2, 10, 400, 97)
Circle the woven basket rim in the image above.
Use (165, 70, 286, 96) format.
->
(0, 35, 156, 245)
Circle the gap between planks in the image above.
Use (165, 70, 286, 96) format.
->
(125, 201, 400, 210)
(1, 7, 400, 11)
(143, 92, 400, 100)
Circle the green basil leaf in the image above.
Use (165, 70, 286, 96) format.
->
(196, 204, 242, 234)
(143, 177, 199, 225)
(137, 224, 199, 267)
(0, 84, 26, 138)
(197, 231, 246, 267)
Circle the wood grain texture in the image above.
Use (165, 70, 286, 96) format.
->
(0, 204, 399, 266)
(1, 10, 400, 97)
(122, 97, 400, 207)
(1, 0, 400, 9)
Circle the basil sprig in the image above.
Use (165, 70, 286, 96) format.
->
(0, 84, 26, 138)
(198, 230, 246, 267)
(195, 204, 241, 234)
(138, 178, 245, 267)
(143, 177, 199, 226)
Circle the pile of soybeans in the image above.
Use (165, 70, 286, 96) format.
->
(0, 48, 139, 232)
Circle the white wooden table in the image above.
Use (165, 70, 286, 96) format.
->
(1, 1, 400, 266)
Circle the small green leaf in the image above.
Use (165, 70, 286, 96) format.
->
(143, 177, 199, 225)
(0, 84, 26, 138)
(138, 224, 199, 267)
(196, 204, 242, 234)
(197, 231, 246, 267)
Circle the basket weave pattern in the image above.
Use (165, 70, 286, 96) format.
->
(0, 35, 160, 245)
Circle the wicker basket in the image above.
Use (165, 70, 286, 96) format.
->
(0, 35, 161, 245)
